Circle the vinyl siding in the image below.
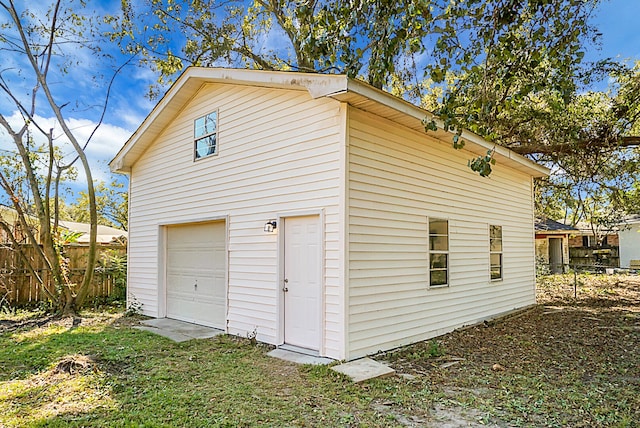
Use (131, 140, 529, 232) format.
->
(346, 107, 536, 359)
(128, 83, 344, 359)
(619, 224, 640, 268)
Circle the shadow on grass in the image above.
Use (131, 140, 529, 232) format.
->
(1, 327, 269, 426)
(0, 321, 160, 383)
(1, 320, 392, 427)
(0, 314, 56, 333)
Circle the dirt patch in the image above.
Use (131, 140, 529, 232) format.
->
(0, 314, 56, 334)
(429, 404, 502, 428)
(379, 275, 640, 427)
(371, 401, 429, 427)
(0, 311, 143, 335)
(52, 354, 98, 375)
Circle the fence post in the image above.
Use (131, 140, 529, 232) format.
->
(573, 267, 577, 299)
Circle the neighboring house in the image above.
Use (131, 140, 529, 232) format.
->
(566, 221, 619, 268)
(618, 215, 640, 269)
(110, 67, 548, 361)
(0, 205, 127, 245)
(58, 220, 128, 245)
(534, 218, 577, 273)
(0, 205, 41, 244)
(567, 221, 619, 249)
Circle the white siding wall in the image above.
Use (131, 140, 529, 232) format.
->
(619, 224, 640, 268)
(347, 107, 536, 359)
(128, 84, 345, 358)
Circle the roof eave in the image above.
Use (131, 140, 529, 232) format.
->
(109, 67, 349, 173)
(341, 78, 549, 178)
(110, 67, 549, 178)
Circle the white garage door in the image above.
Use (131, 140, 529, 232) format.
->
(166, 221, 226, 329)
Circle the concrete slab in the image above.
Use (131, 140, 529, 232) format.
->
(331, 358, 395, 383)
(267, 348, 334, 365)
(135, 318, 224, 343)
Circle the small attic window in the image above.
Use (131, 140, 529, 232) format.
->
(194, 110, 218, 160)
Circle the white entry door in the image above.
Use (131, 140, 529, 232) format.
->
(166, 221, 226, 329)
(283, 215, 321, 350)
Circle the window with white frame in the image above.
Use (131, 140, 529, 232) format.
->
(490, 225, 503, 280)
(194, 111, 218, 160)
(429, 218, 449, 287)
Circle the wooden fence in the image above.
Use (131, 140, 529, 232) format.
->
(0, 244, 126, 306)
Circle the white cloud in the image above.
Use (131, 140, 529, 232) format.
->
(63, 117, 132, 158)
(0, 111, 132, 189)
(0, 0, 152, 200)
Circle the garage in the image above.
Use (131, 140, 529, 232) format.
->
(165, 221, 227, 329)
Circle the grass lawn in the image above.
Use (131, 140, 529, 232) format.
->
(1, 275, 638, 427)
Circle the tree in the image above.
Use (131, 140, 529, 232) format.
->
(536, 139, 639, 243)
(67, 179, 128, 231)
(0, 0, 119, 314)
(118, 0, 640, 221)
(121, 1, 639, 160)
(118, 0, 437, 92)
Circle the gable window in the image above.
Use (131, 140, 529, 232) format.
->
(490, 225, 503, 280)
(429, 218, 449, 287)
(194, 111, 218, 160)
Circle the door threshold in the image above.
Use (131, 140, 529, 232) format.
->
(278, 344, 319, 357)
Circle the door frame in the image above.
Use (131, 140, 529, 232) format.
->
(277, 209, 325, 354)
(157, 216, 229, 327)
(548, 237, 564, 274)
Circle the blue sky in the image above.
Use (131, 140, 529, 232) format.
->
(0, 0, 638, 200)
(591, 0, 640, 61)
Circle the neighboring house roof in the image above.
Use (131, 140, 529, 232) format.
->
(562, 221, 619, 236)
(58, 220, 128, 244)
(535, 218, 579, 233)
(621, 214, 640, 225)
(1, 205, 126, 245)
(110, 67, 549, 178)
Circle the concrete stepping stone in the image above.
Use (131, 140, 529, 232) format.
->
(331, 357, 395, 382)
(135, 318, 224, 342)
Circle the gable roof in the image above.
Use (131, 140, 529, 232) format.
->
(535, 218, 579, 233)
(110, 67, 549, 178)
